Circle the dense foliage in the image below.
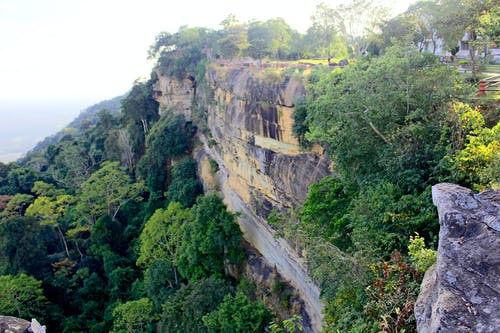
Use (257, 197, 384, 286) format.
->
(0, 0, 498, 332)
(277, 43, 497, 331)
(0, 91, 253, 332)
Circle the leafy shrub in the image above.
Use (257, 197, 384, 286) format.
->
(408, 234, 437, 273)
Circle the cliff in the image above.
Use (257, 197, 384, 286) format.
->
(415, 183, 500, 332)
(153, 75, 195, 120)
(204, 65, 330, 213)
(154, 64, 331, 332)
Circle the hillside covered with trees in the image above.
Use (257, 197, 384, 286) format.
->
(0, 0, 499, 332)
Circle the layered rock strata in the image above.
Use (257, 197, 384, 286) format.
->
(156, 65, 330, 332)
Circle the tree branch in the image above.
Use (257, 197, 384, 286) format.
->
(363, 107, 391, 144)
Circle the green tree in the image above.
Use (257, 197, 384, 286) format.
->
(217, 14, 250, 59)
(143, 260, 175, 310)
(159, 277, 233, 332)
(305, 44, 467, 192)
(333, 0, 390, 57)
(433, 0, 499, 76)
(137, 113, 192, 198)
(137, 202, 191, 289)
(378, 1, 439, 53)
(165, 157, 202, 208)
(26, 182, 74, 258)
(0, 193, 33, 218)
(121, 80, 159, 162)
(202, 290, 271, 332)
(0, 216, 48, 276)
(0, 162, 15, 193)
(151, 27, 214, 78)
(449, 103, 500, 191)
(408, 233, 437, 272)
(177, 195, 244, 280)
(0, 273, 48, 318)
(246, 18, 295, 59)
(4, 167, 49, 195)
(300, 176, 351, 249)
(306, 3, 347, 61)
(111, 298, 154, 333)
(77, 161, 144, 224)
(269, 314, 304, 333)
(90, 215, 126, 255)
(47, 139, 98, 189)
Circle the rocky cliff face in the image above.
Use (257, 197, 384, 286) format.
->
(153, 75, 195, 120)
(415, 183, 499, 333)
(155, 65, 331, 332)
(204, 66, 330, 214)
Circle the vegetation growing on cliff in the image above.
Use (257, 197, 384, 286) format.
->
(0, 102, 261, 331)
(281, 3, 499, 331)
(0, 0, 498, 332)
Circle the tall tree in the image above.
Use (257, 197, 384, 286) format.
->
(335, 0, 390, 57)
(177, 195, 244, 280)
(0, 273, 48, 318)
(137, 202, 191, 289)
(111, 298, 155, 333)
(305, 44, 467, 191)
(247, 18, 295, 59)
(0, 216, 47, 276)
(25, 182, 74, 259)
(306, 3, 348, 62)
(121, 79, 159, 163)
(159, 277, 233, 332)
(434, 0, 500, 76)
(137, 113, 191, 198)
(202, 290, 271, 332)
(165, 157, 202, 208)
(150, 27, 215, 78)
(77, 161, 144, 224)
(217, 14, 250, 59)
(0, 193, 33, 218)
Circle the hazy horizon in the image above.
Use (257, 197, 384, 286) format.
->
(0, 0, 416, 163)
(0, 98, 107, 162)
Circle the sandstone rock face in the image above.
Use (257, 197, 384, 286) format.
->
(157, 65, 330, 331)
(206, 66, 331, 214)
(153, 75, 194, 120)
(415, 183, 500, 333)
(204, 67, 329, 332)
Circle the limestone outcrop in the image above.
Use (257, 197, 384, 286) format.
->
(155, 65, 330, 332)
(415, 183, 500, 333)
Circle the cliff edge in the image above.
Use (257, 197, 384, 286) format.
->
(154, 64, 330, 332)
(415, 183, 500, 332)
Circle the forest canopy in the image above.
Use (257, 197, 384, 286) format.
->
(0, 0, 498, 332)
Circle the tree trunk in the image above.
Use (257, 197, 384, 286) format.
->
(74, 240, 84, 259)
(141, 118, 149, 141)
(468, 30, 478, 80)
(57, 225, 71, 259)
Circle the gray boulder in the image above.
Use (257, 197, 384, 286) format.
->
(0, 316, 30, 333)
(415, 183, 499, 332)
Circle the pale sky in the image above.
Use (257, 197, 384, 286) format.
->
(0, 0, 415, 162)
